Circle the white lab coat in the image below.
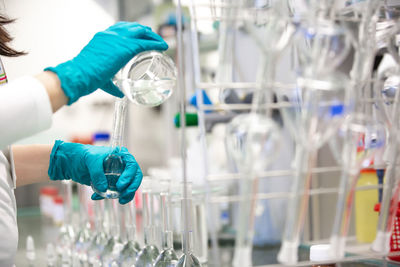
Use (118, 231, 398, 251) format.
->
(0, 76, 52, 266)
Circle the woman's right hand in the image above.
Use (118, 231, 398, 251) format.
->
(44, 22, 168, 105)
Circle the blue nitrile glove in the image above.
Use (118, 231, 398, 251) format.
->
(48, 140, 143, 205)
(45, 22, 168, 105)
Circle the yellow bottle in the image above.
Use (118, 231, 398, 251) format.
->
(355, 168, 379, 243)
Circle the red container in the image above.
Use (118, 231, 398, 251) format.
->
(374, 202, 400, 261)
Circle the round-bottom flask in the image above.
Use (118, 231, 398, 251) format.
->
(92, 153, 125, 199)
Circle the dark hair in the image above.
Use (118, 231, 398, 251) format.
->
(0, 15, 25, 57)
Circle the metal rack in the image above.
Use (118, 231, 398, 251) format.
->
(173, 0, 400, 266)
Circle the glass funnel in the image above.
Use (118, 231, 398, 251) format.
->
(294, 20, 352, 77)
(329, 114, 385, 258)
(136, 178, 160, 267)
(225, 113, 281, 267)
(372, 68, 400, 253)
(225, 113, 282, 173)
(115, 50, 177, 107)
(92, 97, 127, 199)
(276, 71, 350, 264)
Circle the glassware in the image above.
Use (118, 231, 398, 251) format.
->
(56, 181, 75, 264)
(136, 178, 160, 267)
(294, 20, 352, 77)
(101, 199, 123, 266)
(74, 185, 91, 265)
(225, 113, 281, 267)
(119, 202, 141, 267)
(277, 71, 349, 264)
(115, 51, 177, 107)
(26, 236, 36, 267)
(46, 243, 56, 267)
(329, 114, 385, 258)
(372, 70, 400, 253)
(193, 198, 208, 264)
(88, 201, 108, 265)
(154, 183, 178, 267)
(215, 0, 238, 103)
(92, 97, 128, 199)
(176, 183, 202, 267)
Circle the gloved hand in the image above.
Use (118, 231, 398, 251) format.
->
(45, 22, 168, 105)
(48, 140, 143, 204)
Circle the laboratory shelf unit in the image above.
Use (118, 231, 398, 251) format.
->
(173, 0, 400, 266)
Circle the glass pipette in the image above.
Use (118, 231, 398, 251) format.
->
(92, 97, 128, 199)
(154, 185, 178, 267)
(119, 201, 141, 267)
(136, 178, 160, 267)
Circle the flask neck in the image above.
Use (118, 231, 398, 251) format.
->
(110, 97, 128, 150)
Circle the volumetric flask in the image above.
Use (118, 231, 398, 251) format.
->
(115, 50, 177, 107)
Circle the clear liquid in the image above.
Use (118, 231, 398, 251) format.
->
(129, 79, 175, 107)
(92, 154, 125, 199)
(135, 245, 160, 267)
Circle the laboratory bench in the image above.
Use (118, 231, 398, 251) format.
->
(15, 207, 396, 267)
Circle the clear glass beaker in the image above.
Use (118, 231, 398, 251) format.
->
(115, 50, 177, 107)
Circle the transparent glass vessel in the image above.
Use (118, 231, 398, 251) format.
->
(92, 97, 128, 199)
(88, 201, 108, 265)
(136, 179, 160, 267)
(119, 202, 141, 267)
(74, 185, 91, 265)
(56, 181, 75, 264)
(115, 50, 177, 107)
(153, 187, 178, 267)
(101, 199, 123, 266)
(176, 183, 202, 267)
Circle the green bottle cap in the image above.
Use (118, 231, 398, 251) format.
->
(174, 112, 198, 128)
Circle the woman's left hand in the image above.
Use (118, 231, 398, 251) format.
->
(48, 140, 143, 204)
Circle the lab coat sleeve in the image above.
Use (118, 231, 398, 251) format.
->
(0, 76, 52, 150)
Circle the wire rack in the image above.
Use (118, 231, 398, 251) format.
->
(174, 0, 400, 266)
